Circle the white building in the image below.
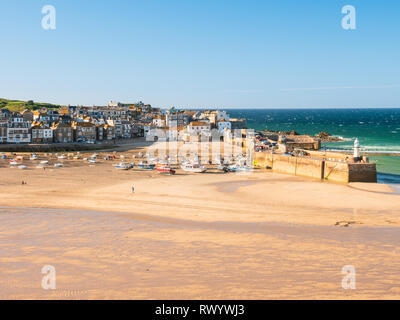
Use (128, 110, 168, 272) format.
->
(187, 121, 211, 136)
(143, 125, 151, 138)
(31, 124, 53, 143)
(353, 138, 361, 160)
(153, 116, 166, 128)
(166, 127, 185, 141)
(108, 101, 121, 108)
(166, 108, 186, 128)
(7, 115, 31, 143)
(217, 120, 231, 133)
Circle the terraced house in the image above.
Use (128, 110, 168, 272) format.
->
(31, 122, 53, 143)
(106, 119, 122, 139)
(33, 109, 59, 124)
(73, 121, 96, 143)
(7, 113, 31, 143)
(0, 109, 11, 121)
(0, 122, 7, 143)
(21, 109, 34, 122)
(96, 124, 115, 141)
(52, 123, 74, 143)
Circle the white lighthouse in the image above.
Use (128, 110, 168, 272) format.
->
(353, 138, 360, 161)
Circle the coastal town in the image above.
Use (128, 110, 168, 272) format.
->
(0, 101, 248, 145)
(0, 100, 378, 182)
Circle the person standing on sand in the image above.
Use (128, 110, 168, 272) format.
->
(131, 186, 135, 193)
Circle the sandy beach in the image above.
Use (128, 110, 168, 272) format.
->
(0, 142, 399, 299)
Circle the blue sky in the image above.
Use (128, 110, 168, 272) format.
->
(0, 0, 399, 108)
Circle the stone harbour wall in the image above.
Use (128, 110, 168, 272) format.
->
(255, 151, 377, 183)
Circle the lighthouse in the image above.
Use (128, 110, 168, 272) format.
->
(353, 138, 361, 161)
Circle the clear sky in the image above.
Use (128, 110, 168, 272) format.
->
(0, 0, 399, 108)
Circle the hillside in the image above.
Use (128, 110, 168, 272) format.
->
(0, 98, 64, 112)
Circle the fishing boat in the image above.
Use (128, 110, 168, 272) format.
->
(30, 154, 38, 160)
(9, 160, 18, 166)
(0, 154, 6, 159)
(138, 161, 155, 170)
(227, 164, 251, 172)
(227, 156, 251, 172)
(88, 159, 97, 164)
(156, 163, 176, 175)
(54, 163, 63, 168)
(114, 162, 133, 170)
(181, 162, 207, 173)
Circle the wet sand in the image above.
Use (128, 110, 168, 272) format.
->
(1, 207, 400, 299)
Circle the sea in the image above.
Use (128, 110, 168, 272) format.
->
(227, 108, 400, 185)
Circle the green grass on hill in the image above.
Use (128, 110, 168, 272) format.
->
(0, 98, 64, 112)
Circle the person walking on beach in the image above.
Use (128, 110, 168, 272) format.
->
(131, 186, 135, 193)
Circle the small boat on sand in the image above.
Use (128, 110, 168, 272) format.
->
(227, 164, 251, 172)
(180, 155, 207, 173)
(156, 164, 176, 175)
(54, 163, 63, 168)
(30, 154, 38, 160)
(181, 162, 207, 173)
(9, 160, 18, 166)
(138, 161, 155, 170)
(227, 156, 252, 172)
(114, 162, 133, 170)
(18, 165, 27, 170)
(147, 157, 158, 163)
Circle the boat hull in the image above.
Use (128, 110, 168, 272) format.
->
(138, 165, 155, 170)
(181, 166, 207, 173)
(156, 168, 176, 175)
